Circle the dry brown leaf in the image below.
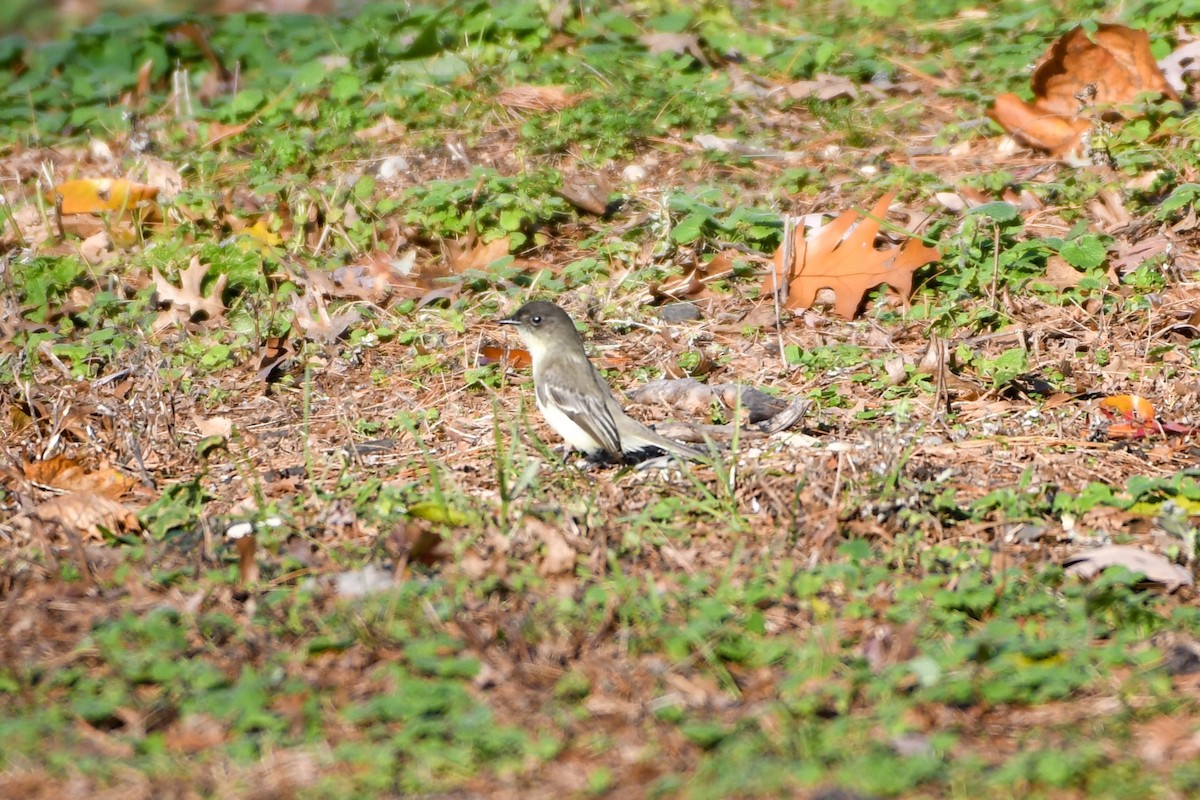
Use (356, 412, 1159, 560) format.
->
(153, 255, 228, 326)
(640, 32, 708, 64)
(989, 24, 1180, 157)
(194, 415, 234, 438)
(1064, 545, 1193, 592)
(529, 518, 576, 577)
(1134, 715, 1200, 765)
(164, 714, 227, 754)
(203, 120, 251, 147)
(2, 203, 108, 249)
(763, 193, 940, 319)
(33, 491, 141, 541)
(1111, 236, 1169, 274)
(496, 84, 580, 112)
(1041, 255, 1088, 290)
(989, 94, 1092, 156)
(139, 155, 186, 203)
(23, 455, 137, 499)
(1033, 24, 1179, 116)
(557, 173, 612, 215)
(786, 74, 859, 101)
(291, 288, 361, 343)
(447, 235, 511, 273)
(78, 230, 115, 265)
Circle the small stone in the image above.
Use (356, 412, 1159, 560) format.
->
(658, 302, 702, 322)
(378, 155, 410, 181)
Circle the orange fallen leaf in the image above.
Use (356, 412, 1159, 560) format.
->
(23, 455, 137, 499)
(479, 345, 532, 369)
(1099, 394, 1156, 423)
(1095, 394, 1200, 439)
(763, 192, 940, 319)
(54, 178, 159, 215)
(989, 24, 1180, 157)
(988, 94, 1091, 156)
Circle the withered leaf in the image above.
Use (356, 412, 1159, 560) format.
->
(153, 255, 228, 326)
(447, 235, 511, 273)
(989, 24, 1180, 157)
(24, 455, 137, 499)
(34, 491, 141, 542)
(291, 289, 360, 344)
(1065, 545, 1193, 592)
(496, 84, 580, 112)
(763, 192, 940, 319)
(55, 178, 159, 215)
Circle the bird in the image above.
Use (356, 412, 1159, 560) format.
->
(500, 301, 704, 463)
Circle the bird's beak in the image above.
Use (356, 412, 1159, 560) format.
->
(499, 317, 521, 326)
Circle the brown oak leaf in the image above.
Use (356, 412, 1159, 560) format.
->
(763, 192, 940, 319)
(34, 491, 141, 542)
(989, 24, 1180, 157)
(153, 255, 227, 328)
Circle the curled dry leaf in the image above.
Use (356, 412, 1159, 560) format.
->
(1064, 545, 1193, 592)
(291, 288, 361, 343)
(988, 24, 1180, 158)
(557, 172, 613, 215)
(138, 156, 185, 203)
(78, 230, 114, 265)
(763, 192, 940, 319)
(34, 492, 141, 542)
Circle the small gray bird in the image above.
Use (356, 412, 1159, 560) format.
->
(500, 301, 703, 463)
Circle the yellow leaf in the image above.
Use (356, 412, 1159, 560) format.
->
(55, 178, 159, 215)
(239, 218, 283, 255)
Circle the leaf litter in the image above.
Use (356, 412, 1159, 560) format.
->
(4, 5, 1200, 799)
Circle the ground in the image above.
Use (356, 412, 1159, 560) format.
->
(2, 2, 1200, 798)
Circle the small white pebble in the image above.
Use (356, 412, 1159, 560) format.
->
(378, 155, 410, 181)
(622, 164, 648, 183)
(225, 521, 254, 540)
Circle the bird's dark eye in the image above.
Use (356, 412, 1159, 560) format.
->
(531, 315, 542, 325)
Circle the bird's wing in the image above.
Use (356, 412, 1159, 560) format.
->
(538, 378, 623, 457)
